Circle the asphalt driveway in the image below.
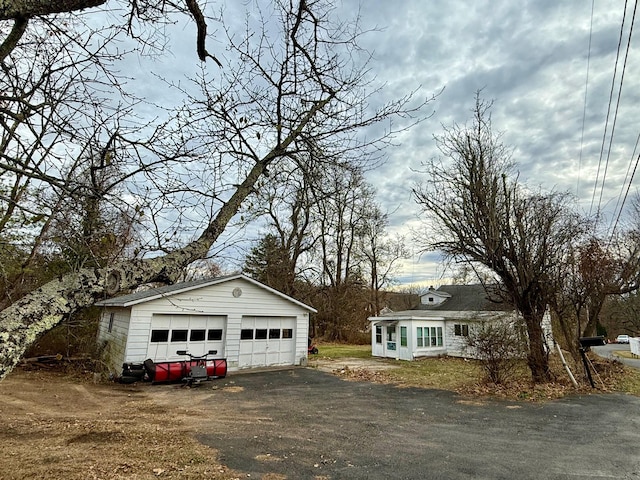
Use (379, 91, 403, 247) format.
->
(189, 368, 640, 479)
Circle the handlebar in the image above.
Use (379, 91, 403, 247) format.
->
(176, 349, 218, 359)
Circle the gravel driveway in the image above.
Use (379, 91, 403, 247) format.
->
(172, 367, 640, 479)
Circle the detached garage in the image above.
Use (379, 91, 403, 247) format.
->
(95, 273, 316, 376)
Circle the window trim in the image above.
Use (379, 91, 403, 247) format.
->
(400, 326, 407, 347)
(454, 324, 469, 337)
(416, 326, 443, 348)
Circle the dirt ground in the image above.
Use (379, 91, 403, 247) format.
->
(0, 359, 381, 480)
(0, 367, 245, 480)
(0, 355, 633, 479)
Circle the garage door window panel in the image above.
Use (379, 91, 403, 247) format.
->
(241, 329, 254, 340)
(190, 329, 206, 342)
(208, 329, 223, 341)
(171, 330, 188, 342)
(255, 329, 268, 340)
(151, 330, 169, 343)
(269, 329, 281, 339)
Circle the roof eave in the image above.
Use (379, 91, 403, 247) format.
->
(95, 273, 318, 313)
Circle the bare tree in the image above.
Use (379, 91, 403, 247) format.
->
(245, 158, 320, 296)
(413, 95, 582, 383)
(0, 1, 432, 379)
(359, 204, 410, 316)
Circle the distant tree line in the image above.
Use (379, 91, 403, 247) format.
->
(243, 162, 410, 343)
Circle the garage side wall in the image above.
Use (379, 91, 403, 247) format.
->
(123, 278, 311, 371)
(96, 307, 132, 375)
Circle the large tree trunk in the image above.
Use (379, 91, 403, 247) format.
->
(522, 311, 551, 383)
(0, 238, 212, 380)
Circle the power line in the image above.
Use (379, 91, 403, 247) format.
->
(590, 0, 629, 220)
(596, 0, 638, 224)
(577, 0, 595, 197)
(609, 141, 640, 238)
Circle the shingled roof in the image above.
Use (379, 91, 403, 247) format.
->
(417, 284, 513, 312)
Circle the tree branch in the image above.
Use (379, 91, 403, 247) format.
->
(0, 17, 28, 62)
(0, 0, 106, 20)
(185, 0, 222, 66)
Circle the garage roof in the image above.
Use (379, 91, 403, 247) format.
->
(95, 273, 317, 312)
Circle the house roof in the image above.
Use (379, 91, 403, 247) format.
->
(94, 273, 317, 312)
(421, 287, 451, 300)
(370, 284, 514, 321)
(416, 284, 513, 312)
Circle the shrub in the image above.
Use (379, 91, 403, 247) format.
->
(465, 319, 528, 384)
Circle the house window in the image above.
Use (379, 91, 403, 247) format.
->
(400, 326, 407, 347)
(190, 329, 206, 342)
(107, 313, 115, 333)
(387, 326, 396, 342)
(428, 297, 434, 303)
(240, 329, 254, 340)
(171, 330, 188, 342)
(150, 329, 169, 343)
(375, 326, 382, 344)
(386, 325, 397, 351)
(417, 326, 443, 347)
(207, 329, 223, 341)
(454, 324, 469, 337)
(430, 327, 443, 346)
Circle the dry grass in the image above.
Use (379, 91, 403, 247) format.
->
(0, 368, 243, 480)
(314, 343, 373, 359)
(317, 343, 640, 401)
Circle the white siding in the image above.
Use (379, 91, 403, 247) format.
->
(445, 321, 469, 357)
(96, 307, 131, 374)
(120, 278, 310, 371)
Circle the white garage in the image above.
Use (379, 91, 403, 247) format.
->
(96, 274, 316, 376)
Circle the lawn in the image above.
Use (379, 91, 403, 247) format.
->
(314, 342, 640, 400)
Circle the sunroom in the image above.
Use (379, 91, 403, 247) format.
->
(370, 315, 447, 361)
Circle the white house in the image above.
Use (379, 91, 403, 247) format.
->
(95, 273, 316, 375)
(369, 284, 552, 361)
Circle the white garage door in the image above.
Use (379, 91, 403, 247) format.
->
(147, 314, 226, 362)
(239, 316, 296, 368)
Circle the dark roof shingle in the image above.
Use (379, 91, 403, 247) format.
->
(418, 284, 513, 312)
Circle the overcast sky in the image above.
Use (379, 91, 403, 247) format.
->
(348, 0, 640, 286)
(113, 1, 640, 287)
